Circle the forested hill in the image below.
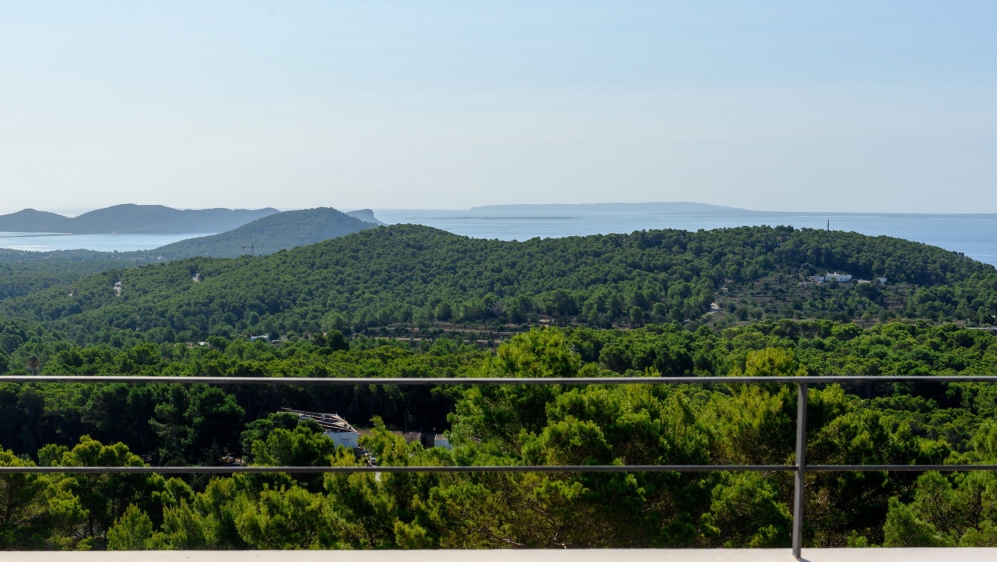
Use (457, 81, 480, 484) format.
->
(2, 224, 993, 342)
(0, 204, 278, 234)
(147, 207, 377, 258)
(0, 209, 74, 232)
(0, 208, 379, 301)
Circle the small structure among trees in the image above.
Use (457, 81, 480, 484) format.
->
(281, 408, 359, 449)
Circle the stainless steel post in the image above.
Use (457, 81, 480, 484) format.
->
(792, 382, 808, 559)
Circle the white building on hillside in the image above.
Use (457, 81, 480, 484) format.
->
(825, 272, 852, 283)
(282, 408, 359, 448)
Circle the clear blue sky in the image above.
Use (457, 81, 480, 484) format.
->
(1, 1, 994, 213)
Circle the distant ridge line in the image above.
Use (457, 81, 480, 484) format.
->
(468, 203, 997, 217)
(470, 202, 753, 214)
(0, 204, 279, 235)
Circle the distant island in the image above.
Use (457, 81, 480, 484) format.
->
(469, 202, 997, 217)
(0, 207, 379, 264)
(0, 204, 279, 234)
(470, 202, 760, 214)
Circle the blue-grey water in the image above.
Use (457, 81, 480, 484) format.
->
(0, 232, 217, 252)
(1, 210, 995, 266)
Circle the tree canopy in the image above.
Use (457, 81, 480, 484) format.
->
(1, 225, 993, 347)
(0, 224, 995, 550)
(0, 321, 994, 549)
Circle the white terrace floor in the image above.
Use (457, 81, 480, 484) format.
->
(4, 549, 994, 562)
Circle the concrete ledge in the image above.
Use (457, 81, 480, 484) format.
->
(1, 549, 995, 562)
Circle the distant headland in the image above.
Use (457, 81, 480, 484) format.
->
(469, 202, 997, 218)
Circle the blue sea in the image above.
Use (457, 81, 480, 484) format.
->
(0, 232, 216, 252)
(1, 211, 995, 266)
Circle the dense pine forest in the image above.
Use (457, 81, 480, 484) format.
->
(1, 225, 994, 346)
(1, 225, 995, 550)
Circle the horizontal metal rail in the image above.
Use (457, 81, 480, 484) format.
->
(1, 375, 994, 385)
(1, 465, 790, 474)
(2, 464, 994, 475)
(807, 465, 997, 472)
(1, 373, 994, 559)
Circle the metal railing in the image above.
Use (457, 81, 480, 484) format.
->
(1, 374, 995, 559)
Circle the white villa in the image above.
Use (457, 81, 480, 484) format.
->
(282, 408, 359, 448)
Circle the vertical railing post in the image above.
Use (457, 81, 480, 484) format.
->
(792, 382, 808, 559)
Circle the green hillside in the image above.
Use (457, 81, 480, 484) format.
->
(2, 224, 993, 343)
(0, 209, 74, 232)
(0, 225, 995, 550)
(0, 208, 379, 300)
(0, 261, 126, 301)
(149, 207, 377, 258)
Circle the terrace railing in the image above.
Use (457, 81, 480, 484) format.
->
(2, 374, 995, 559)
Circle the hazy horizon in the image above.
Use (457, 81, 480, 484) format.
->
(3, 201, 997, 219)
(2, 202, 995, 267)
(2, 2, 995, 213)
